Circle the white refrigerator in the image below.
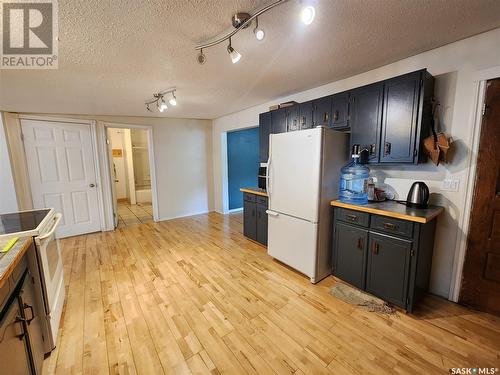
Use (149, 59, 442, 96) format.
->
(266, 127, 348, 283)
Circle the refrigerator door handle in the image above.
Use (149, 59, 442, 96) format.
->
(266, 153, 272, 204)
(266, 210, 279, 217)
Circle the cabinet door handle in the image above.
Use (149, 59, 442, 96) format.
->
(301, 116, 306, 125)
(369, 144, 376, 155)
(372, 241, 379, 255)
(357, 238, 363, 250)
(23, 303, 35, 324)
(345, 214, 358, 222)
(384, 142, 391, 155)
(383, 222, 397, 230)
(324, 113, 329, 122)
(333, 110, 339, 122)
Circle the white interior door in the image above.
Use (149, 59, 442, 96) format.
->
(268, 128, 322, 222)
(21, 119, 101, 238)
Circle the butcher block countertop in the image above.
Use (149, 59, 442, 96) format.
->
(240, 187, 268, 197)
(330, 200, 444, 224)
(0, 236, 32, 289)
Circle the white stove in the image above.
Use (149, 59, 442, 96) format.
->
(0, 208, 64, 354)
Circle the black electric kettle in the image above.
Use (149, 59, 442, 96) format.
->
(406, 182, 429, 208)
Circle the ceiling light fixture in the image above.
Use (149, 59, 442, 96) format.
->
(169, 92, 177, 106)
(194, 0, 292, 64)
(144, 88, 177, 113)
(158, 98, 168, 112)
(227, 38, 242, 64)
(300, 5, 315, 25)
(253, 17, 265, 41)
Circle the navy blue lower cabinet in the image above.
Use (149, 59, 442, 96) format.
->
(243, 192, 268, 246)
(333, 222, 368, 290)
(332, 207, 437, 312)
(243, 200, 257, 240)
(366, 233, 412, 307)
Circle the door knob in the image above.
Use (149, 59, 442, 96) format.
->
(89, 183, 96, 188)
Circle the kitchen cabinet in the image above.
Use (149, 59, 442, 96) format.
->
(0, 256, 44, 375)
(313, 95, 332, 128)
(271, 108, 288, 134)
(331, 91, 350, 130)
(286, 105, 300, 132)
(0, 296, 32, 375)
(380, 70, 434, 163)
(258, 69, 434, 166)
(242, 191, 268, 246)
(259, 112, 272, 163)
(299, 100, 314, 130)
(256, 203, 268, 245)
(331, 202, 441, 312)
(350, 83, 383, 163)
(333, 222, 368, 289)
(366, 233, 412, 307)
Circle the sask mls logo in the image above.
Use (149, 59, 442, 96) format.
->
(1, 0, 58, 69)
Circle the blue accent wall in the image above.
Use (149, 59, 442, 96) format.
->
(227, 127, 259, 210)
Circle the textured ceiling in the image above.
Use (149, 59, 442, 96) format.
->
(1, 0, 500, 119)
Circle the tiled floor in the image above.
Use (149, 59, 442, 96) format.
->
(116, 202, 153, 227)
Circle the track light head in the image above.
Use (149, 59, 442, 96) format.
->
(227, 38, 242, 64)
(253, 17, 265, 41)
(169, 92, 177, 106)
(197, 49, 206, 65)
(158, 97, 168, 112)
(300, 6, 315, 25)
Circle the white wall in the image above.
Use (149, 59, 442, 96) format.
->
(213, 28, 500, 298)
(0, 112, 18, 213)
(3, 114, 213, 224)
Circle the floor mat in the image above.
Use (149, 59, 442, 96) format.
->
(330, 282, 397, 315)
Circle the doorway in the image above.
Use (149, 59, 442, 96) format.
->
(459, 78, 500, 315)
(105, 124, 158, 228)
(226, 127, 259, 211)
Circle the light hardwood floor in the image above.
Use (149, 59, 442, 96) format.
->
(43, 212, 500, 375)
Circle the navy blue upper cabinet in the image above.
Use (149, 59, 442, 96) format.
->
(258, 69, 434, 165)
(286, 105, 300, 132)
(259, 112, 272, 163)
(350, 83, 384, 163)
(271, 108, 287, 134)
(331, 91, 350, 130)
(380, 70, 434, 163)
(299, 101, 314, 130)
(313, 95, 333, 128)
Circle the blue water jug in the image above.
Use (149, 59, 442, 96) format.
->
(339, 152, 370, 205)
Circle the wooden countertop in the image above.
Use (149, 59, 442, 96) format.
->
(330, 200, 444, 224)
(240, 187, 268, 197)
(0, 237, 32, 289)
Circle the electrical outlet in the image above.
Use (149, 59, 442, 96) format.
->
(441, 179, 460, 192)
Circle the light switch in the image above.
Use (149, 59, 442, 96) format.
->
(441, 179, 460, 192)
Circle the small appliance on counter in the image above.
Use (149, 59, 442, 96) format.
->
(258, 166, 267, 190)
(406, 181, 430, 208)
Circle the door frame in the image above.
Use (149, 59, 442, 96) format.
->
(99, 122, 160, 227)
(449, 66, 500, 302)
(17, 115, 107, 232)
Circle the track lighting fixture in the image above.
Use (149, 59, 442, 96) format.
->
(169, 92, 177, 106)
(194, 0, 315, 64)
(197, 49, 206, 65)
(144, 88, 177, 113)
(158, 98, 168, 112)
(300, 6, 315, 25)
(227, 38, 242, 64)
(253, 17, 265, 41)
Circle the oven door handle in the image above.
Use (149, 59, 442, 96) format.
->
(37, 213, 62, 241)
